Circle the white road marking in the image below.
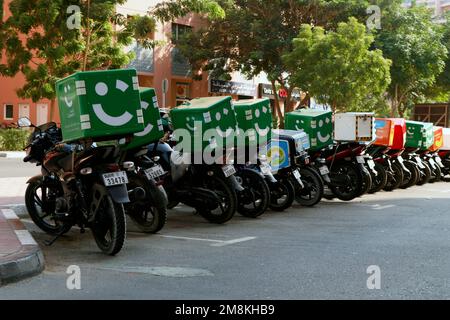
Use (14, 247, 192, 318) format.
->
(211, 237, 257, 247)
(1, 208, 19, 220)
(159, 235, 256, 247)
(14, 230, 37, 246)
(372, 205, 396, 211)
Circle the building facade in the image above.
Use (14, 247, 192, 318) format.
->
(0, 0, 282, 127)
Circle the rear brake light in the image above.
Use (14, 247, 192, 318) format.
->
(106, 164, 120, 172)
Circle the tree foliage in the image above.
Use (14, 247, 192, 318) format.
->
(374, 5, 448, 117)
(0, 0, 142, 120)
(284, 18, 391, 112)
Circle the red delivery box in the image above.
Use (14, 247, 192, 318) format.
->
(389, 118, 407, 150)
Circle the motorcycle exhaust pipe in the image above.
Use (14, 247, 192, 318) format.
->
(128, 187, 147, 201)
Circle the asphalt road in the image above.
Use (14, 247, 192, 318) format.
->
(0, 159, 449, 299)
(0, 158, 40, 178)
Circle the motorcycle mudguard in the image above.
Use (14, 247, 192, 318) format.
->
(107, 184, 130, 204)
(228, 174, 245, 193)
(146, 180, 169, 208)
(27, 175, 44, 184)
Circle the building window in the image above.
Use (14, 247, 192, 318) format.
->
(172, 23, 192, 43)
(4, 104, 13, 120)
(176, 82, 191, 106)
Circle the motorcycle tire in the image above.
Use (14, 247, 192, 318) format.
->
(429, 162, 442, 183)
(400, 161, 420, 189)
(25, 177, 72, 236)
(91, 184, 126, 256)
(329, 162, 362, 201)
(197, 175, 237, 224)
(269, 176, 295, 212)
(236, 169, 270, 218)
(358, 168, 373, 197)
(369, 163, 388, 194)
(294, 167, 324, 207)
(384, 162, 404, 192)
(417, 162, 432, 186)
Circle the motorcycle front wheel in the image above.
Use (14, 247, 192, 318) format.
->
(25, 177, 71, 236)
(91, 184, 126, 256)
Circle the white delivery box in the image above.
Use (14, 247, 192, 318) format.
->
(441, 128, 450, 150)
(334, 112, 375, 142)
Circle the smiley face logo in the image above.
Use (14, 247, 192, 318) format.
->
(215, 106, 234, 139)
(134, 101, 154, 137)
(317, 117, 331, 143)
(91, 80, 135, 127)
(63, 85, 73, 108)
(254, 105, 270, 136)
(186, 116, 198, 132)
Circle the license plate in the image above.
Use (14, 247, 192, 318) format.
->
(319, 166, 330, 175)
(222, 165, 237, 178)
(260, 163, 272, 175)
(144, 165, 165, 180)
(293, 169, 301, 180)
(356, 156, 365, 164)
(397, 156, 404, 164)
(102, 171, 128, 187)
(367, 159, 376, 170)
(415, 157, 425, 169)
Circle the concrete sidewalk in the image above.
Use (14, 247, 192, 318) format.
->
(0, 208, 44, 286)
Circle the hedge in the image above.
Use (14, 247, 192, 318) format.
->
(0, 128, 30, 151)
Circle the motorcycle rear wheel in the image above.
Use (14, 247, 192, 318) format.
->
(429, 163, 442, 183)
(294, 167, 324, 207)
(384, 162, 404, 192)
(329, 162, 362, 201)
(369, 163, 388, 194)
(197, 175, 237, 224)
(417, 162, 432, 186)
(400, 161, 419, 189)
(91, 184, 126, 256)
(269, 176, 295, 212)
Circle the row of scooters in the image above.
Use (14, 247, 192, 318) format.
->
(18, 111, 450, 257)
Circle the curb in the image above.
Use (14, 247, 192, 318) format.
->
(0, 152, 26, 159)
(0, 208, 45, 286)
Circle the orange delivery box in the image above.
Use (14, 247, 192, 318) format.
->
(429, 126, 444, 152)
(374, 118, 395, 147)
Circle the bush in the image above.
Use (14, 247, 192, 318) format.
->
(0, 129, 30, 151)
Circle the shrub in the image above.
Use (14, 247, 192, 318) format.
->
(0, 128, 30, 151)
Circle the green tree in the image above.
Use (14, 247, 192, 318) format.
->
(374, 5, 448, 117)
(284, 18, 391, 112)
(0, 0, 141, 122)
(173, 0, 400, 126)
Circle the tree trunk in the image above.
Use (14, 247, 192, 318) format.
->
(82, 0, 92, 71)
(271, 80, 284, 128)
(49, 99, 56, 123)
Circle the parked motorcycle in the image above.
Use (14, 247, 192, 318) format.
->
(19, 118, 128, 256)
(148, 140, 238, 224)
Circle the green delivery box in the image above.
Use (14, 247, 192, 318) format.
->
(121, 88, 165, 151)
(170, 96, 237, 153)
(285, 109, 333, 151)
(405, 121, 434, 149)
(56, 69, 144, 142)
(233, 98, 272, 148)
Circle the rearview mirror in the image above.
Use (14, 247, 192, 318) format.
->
(18, 117, 32, 128)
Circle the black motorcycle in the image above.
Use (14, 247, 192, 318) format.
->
(19, 118, 129, 256)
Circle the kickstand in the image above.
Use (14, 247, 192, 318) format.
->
(44, 230, 66, 246)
